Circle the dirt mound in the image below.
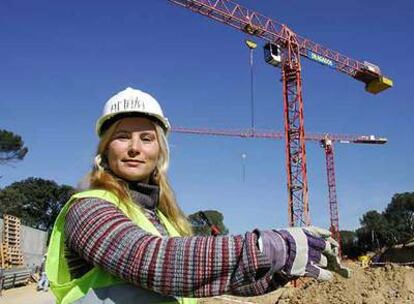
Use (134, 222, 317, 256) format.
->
(287, 261, 414, 304)
(200, 261, 414, 304)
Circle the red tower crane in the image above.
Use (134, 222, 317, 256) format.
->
(172, 126, 387, 246)
(168, 0, 393, 227)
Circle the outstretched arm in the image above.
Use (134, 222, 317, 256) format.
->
(64, 198, 276, 298)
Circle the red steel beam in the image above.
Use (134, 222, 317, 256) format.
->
(168, 0, 379, 82)
(172, 127, 387, 145)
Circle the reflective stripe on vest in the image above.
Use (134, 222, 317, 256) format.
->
(46, 189, 197, 304)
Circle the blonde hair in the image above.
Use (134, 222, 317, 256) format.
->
(86, 119, 193, 236)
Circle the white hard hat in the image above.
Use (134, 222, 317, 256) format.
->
(96, 87, 170, 137)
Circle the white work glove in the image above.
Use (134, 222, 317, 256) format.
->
(260, 226, 351, 281)
(302, 227, 351, 278)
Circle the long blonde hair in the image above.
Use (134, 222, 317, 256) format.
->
(86, 119, 193, 236)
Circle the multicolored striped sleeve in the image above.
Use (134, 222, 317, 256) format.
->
(64, 198, 280, 297)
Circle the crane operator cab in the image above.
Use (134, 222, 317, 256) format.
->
(264, 43, 282, 67)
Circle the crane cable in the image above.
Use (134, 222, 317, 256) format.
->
(245, 39, 257, 132)
(241, 40, 257, 183)
(241, 153, 247, 183)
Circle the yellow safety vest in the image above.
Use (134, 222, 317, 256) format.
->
(46, 189, 197, 304)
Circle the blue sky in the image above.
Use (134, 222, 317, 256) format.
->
(1, 0, 413, 234)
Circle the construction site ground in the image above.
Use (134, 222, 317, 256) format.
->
(0, 283, 54, 304)
(200, 261, 414, 304)
(0, 261, 413, 303)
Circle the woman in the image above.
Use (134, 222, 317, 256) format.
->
(46, 87, 345, 304)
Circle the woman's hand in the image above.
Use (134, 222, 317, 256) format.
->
(259, 226, 350, 281)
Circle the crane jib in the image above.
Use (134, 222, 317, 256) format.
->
(305, 50, 337, 69)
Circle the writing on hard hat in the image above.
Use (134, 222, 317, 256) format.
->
(96, 87, 170, 137)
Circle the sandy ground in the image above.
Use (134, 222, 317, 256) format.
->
(288, 263, 414, 304)
(200, 261, 414, 304)
(0, 283, 55, 304)
(0, 262, 413, 304)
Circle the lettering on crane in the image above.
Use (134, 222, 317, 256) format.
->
(110, 98, 146, 113)
(307, 51, 336, 68)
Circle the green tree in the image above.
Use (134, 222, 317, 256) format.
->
(339, 192, 414, 255)
(383, 192, 414, 245)
(0, 129, 28, 165)
(0, 177, 74, 230)
(189, 210, 229, 236)
(357, 210, 391, 251)
(340, 230, 362, 258)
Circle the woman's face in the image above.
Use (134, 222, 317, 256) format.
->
(106, 117, 160, 183)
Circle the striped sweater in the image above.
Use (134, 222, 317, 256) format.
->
(64, 187, 286, 298)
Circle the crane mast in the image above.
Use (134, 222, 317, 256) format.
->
(281, 27, 309, 226)
(168, 0, 392, 227)
(320, 137, 340, 248)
